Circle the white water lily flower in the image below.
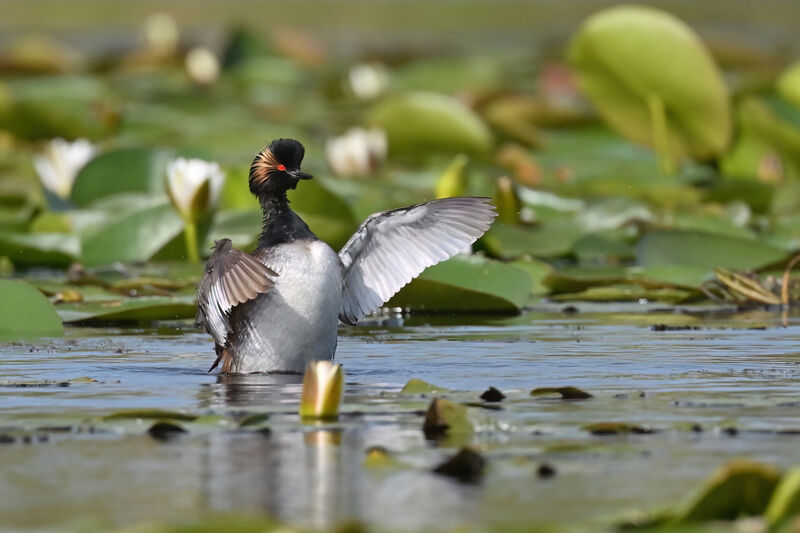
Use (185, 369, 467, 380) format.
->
(300, 360, 344, 420)
(325, 127, 387, 177)
(348, 63, 389, 100)
(185, 46, 220, 85)
(165, 157, 225, 221)
(33, 138, 97, 199)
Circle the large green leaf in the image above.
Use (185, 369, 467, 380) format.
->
(0, 232, 80, 268)
(0, 280, 63, 340)
(288, 178, 359, 250)
(483, 221, 586, 260)
(81, 201, 184, 267)
(57, 296, 196, 324)
(388, 254, 531, 312)
(673, 461, 780, 523)
(568, 6, 731, 166)
(637, 229, 789, 270)
(71, 147, 173, 207)
(369, 91, 493, 156)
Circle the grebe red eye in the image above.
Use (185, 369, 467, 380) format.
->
(277, 164, 286, 171)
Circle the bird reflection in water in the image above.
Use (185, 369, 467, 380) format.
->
(196, 374, 364, 528)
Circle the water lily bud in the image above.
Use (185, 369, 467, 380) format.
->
(33, 138, 97, 200)
(325, 127, 387, 177)
(165, 157, 225, 222)
(435, 154, 469, 199)
(493, 175, 521, 224)
(348, 63, 389, 100)
(300, 360, 344, 420)
(186, 47, 220, 86)
(143, 13, 179, 57)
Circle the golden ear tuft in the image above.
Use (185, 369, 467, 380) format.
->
(250, 148, 279, 185)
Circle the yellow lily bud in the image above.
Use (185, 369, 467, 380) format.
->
(300, 361, 344, 420)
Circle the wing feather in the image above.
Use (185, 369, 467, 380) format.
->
(196, 239, 277, 348)
(338, 197, 496, 324)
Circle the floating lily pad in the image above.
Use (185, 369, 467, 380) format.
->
(0, 279, 63, 340)
(81, 201, 184, 267)
(388, 255, 531, 313)
(71, 147, 174, 207)
(637, 229, 789, 271)
(400, 378, 450, 395)
(484, 220, 586, 260)
(568, 5, 731, 168)
(369, 91, 493, 156)
(103, 409, 198, 422)
(57, 296, 196, 324)
(551, 284, 694, 304)
(674, 460, 780, 523)
(0, 232, 80, 268)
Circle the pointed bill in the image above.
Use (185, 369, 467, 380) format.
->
(300, 361, 344, 420)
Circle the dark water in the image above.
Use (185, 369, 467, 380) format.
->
(1, 310, 799, 531)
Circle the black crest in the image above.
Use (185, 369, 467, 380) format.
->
(268, 138, 305, 169)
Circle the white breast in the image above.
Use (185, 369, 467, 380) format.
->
(228, 240, 342, 373)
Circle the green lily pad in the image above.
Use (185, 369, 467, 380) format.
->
(637, 229, 789, 270)
(568, 5, 731, 168)
(81, 201, 184, 267)
(288, 178, 359, 250)
(483, 221, 586, 260)
(765, 467, 800, 528)
(626, 265, 713, 290)
(674, 460, 780, 523)
(543, 265, 628, 294)
(400, 378, 450, 395)
(0, 232, 80, 267)
(71, 147, 173, 207)
(104, 409, 198, 422)
(0, 279, 63, 340)
(369, 91, 493, 156)
(551, 284, 695, 304)
(388, 254, 531, 313)
(56, 296, 196, 324)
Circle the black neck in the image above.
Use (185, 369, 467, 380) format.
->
(256, 193, 315, 248)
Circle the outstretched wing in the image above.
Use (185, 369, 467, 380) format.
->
(338, 197, 496, 324)
(196, 238, 278, 350)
